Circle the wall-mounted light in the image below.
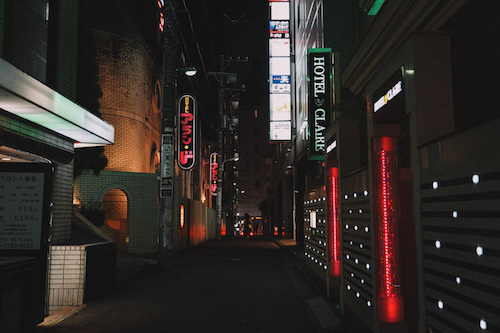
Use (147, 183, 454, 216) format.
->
(182, 67, 197, 77)
(180, 204, 185, 229)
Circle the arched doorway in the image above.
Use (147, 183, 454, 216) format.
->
(103, 189, 129, 253)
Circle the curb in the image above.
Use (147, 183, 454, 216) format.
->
(37, 305, 86, 328)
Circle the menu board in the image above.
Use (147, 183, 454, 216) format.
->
(0, 172, 45, 250)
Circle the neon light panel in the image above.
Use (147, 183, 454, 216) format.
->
(373, 136, 403, 322)
(327, 167, 340, 277)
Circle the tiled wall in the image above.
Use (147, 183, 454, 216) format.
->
(75, 170, 158, 254)
(47, 245, 86, 315)
(47, 242, 116, 315)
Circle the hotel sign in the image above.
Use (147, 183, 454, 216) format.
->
(372, 68, 405, 122)
(374, 81, 402, 113)
(308, 48, 332, 160)
(178, 94, 196, 170)
(210, 153, 218, 195)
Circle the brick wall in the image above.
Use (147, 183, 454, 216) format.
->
(75, 170, 158, 254)
(95, 29, 161, 174)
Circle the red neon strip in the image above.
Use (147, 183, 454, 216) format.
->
(327, 167, 341, 276)
(374, 136, 403, 323)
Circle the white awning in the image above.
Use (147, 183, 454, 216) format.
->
(0, 58, 114, 148)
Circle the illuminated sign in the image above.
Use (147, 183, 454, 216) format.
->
(210, 153, 218, 195)
(308, 48, 332, 160)
(270, 94, 291, 120)
(374, 81, 402, 113)
(372, 68, 404, 122)
(269, 20, 289, 38)
(157, 0, 165, 32)
(310, 210, 317, 229)
(269, 0, 291, 142)
(326, 140, 337, 154)
(270, 121, 291, 141)
(178, 94, 196, 170)
(269, 39, 290, 57)
(270, 2, 289, 20)
(271, 75, 290, 93)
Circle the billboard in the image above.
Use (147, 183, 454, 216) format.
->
(269, 0, 291, 142)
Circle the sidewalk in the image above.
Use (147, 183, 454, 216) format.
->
(273, 238, 343, 331)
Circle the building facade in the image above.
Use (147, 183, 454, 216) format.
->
(271, 0, 500, 332)
(0, 0, 114, 328)
(75, 0, 218, 254)
(74, 0, 162, 254)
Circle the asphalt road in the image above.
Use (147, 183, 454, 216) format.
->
(39, 238, 340, 333)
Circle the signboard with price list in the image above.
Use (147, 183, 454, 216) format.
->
(0, 163, 52, 256)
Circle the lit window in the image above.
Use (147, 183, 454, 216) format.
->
(472, 174, 480, 184)
(476, 246, 484, 256)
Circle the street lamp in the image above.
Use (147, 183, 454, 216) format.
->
(216, 155, 239, 241)
(182, 67, 197, 77)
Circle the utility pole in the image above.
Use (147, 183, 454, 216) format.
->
(158, 0, 177, 269)
(215, 55, 226, 241)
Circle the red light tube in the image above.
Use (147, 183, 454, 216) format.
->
(327, 166, 341, 277)
(373, 136, 404, 323)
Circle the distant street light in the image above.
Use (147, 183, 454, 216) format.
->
(216, 155, 239, 241)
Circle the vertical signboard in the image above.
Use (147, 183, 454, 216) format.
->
(178, 94, 196, 170)
(0, 163, 52, 256)
(269, 0, 291, 142)
(210, 152, 218, 195)
(308, 48, 332, 160)
(160, 133, 174, 198)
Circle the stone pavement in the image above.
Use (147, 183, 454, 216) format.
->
(38, 237, 347, 333)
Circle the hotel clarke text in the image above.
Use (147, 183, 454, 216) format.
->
(312, 56, 328, 152)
